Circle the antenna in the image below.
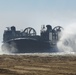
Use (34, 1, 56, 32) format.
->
(41, 25, 45, 32)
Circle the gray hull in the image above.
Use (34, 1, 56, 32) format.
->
(2, 39, 58, 53)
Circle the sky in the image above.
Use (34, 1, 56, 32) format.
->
(0, 0, 76, 41)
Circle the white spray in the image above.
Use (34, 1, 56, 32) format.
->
(0, 42, 5, 54)
(0, 41, 18, 54)
(57, 23, 76, 53)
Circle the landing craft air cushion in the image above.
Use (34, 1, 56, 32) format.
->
(2, 25, 63, 53)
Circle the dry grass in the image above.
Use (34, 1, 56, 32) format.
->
(0, 55, 76, 75)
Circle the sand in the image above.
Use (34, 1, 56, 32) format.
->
(0, 55, 76, 75)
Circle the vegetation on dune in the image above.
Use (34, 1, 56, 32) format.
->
(0, 55, 76, 75)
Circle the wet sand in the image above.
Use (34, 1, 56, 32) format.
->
(0, 55, 76, 75)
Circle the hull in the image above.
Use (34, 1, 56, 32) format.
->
(2, 39, 58, 53)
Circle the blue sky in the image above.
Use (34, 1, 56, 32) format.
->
(0, 0, 76, 40)
(0, 0, 76, 11)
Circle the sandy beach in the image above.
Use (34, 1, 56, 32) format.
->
(0, 55, 76, 75)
